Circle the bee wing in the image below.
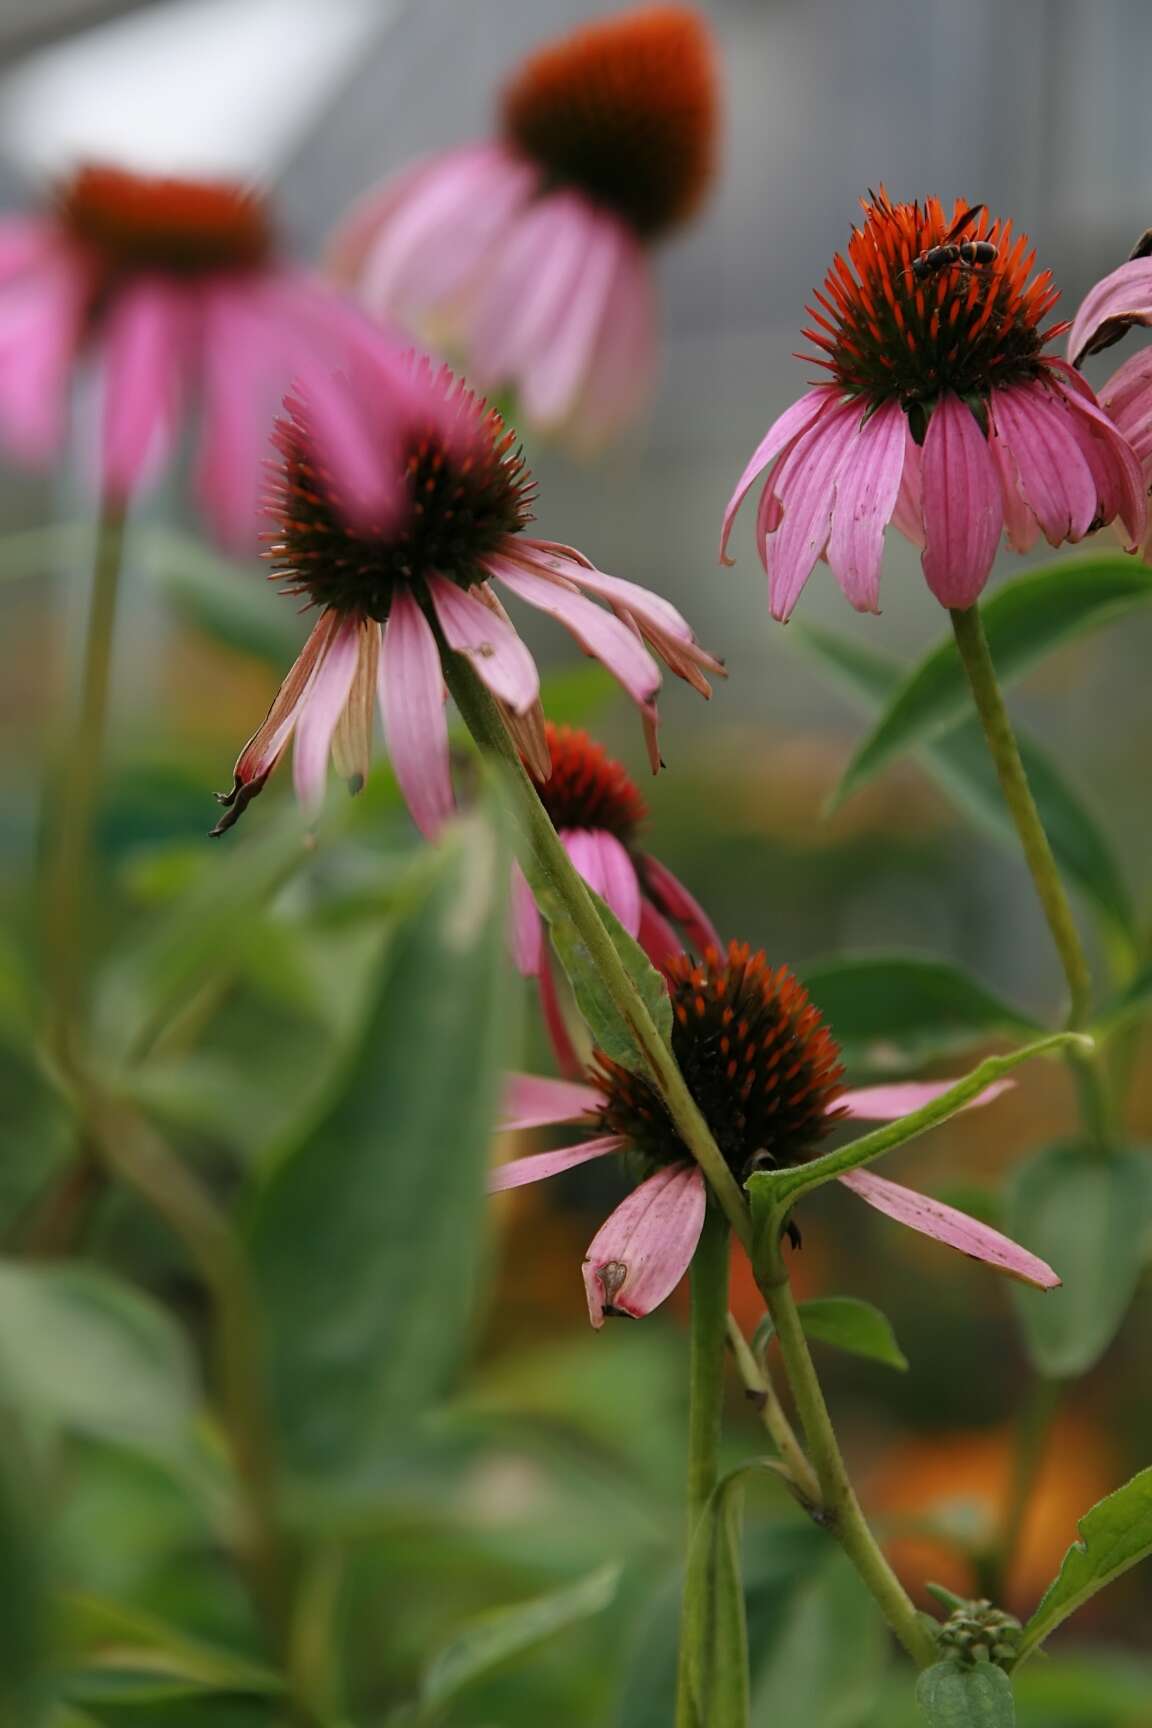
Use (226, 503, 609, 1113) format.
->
(944, 204, 985, 245)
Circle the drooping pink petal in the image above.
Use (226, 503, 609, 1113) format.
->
(380, 590, 454, 839)
(331, 623, 379, 788)
(989, 382, 1098, 547)
(486, 552, 662, 708)
(571, 228, 657, 443)
(764, 398, 864, 620)
(637, 896, 683, 972)
(521, 209, 624, 429)
(0, 251, 86, 462)
(826, 398, 907, 612)
(292, 613, 361, 811)
(920, 392, 1003, 608)
(837, 1078, 1013, 1120)
(472, 190, 595, 389)
(720, 387, 838, 564)
(428, 574, 540, 713)
(1099, 347, 1152, 464)
(100, 276, 188, 503)
(502, 1072, 602, 1131)
(989, 427, 1041, 554)
(1067, 256, 1152, 366)
(890, 423, 924, 548)
(510, 860, 543, 976)
(0, 218, 57, 284)
(562, 829, 642, 937)
(193, 280, 289, 549)
(640, 855, 722, 955)
(582, 1163, 707, 1328)
(490, 1136, 626, 1193)
(838, 1168, 1060, 1289)
(1046, 358, 1148, 551)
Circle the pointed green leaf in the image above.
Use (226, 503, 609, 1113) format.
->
(421, 1565, 620, 1710)
(800, 955, 1038, 1067)
(541, 884, 672, 1070)
(248, 807, 511, 1476)
(759, 1297, 908, 1372)
(1007, 1143, 1152, 1376)
(681, 1470, 751, 1728)
(820, 555, 1152, 808)
(1019, 1467, 1152, 1659)
(58, 1595, 281, 1697)
(916, 1660, 1016, 1726)
(796, 625, 1135, 945)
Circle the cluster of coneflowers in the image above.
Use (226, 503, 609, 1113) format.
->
(9, 3, 1152, 1326)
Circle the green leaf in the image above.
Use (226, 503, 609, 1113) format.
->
(1098, 960, 1152, 1033)
(142, 530, 302, 666)
(541, 884, 672, 1070)
(0, 1264, 197, 1467)
(248, 806, 511, 1477)
(421, 1565, 620, 1710)
(799, 955, 1038, 1067)
(1019, 1466, 1152, 1659)
(752, 1550, 887, 1728)
(681, 1469, 751, 1728)
(798, 626, 1136, 946)
(58, 1595, 282, 1697)
(916, 1660, 1016, 1726)
(759, 1297, 908, 1372)
(1007, 1143, 1152, 1377)
(0, 1408, 51, 1728)
(824, 554, 1152, 808)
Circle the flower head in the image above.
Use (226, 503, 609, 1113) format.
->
(722, 190, 1146, 617)
(492, 940, 1058, 1327)
(329, 6, 719, 445)
(212, 359, 722, 837)
(0, 160, 410, 547)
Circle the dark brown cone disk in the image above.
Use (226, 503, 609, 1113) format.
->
(532, 723, 647, 840)
(58, 163, 272, 275)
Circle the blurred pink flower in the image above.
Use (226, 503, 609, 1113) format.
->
(212, 359, 723, 837)
(329, 5, 718, 446)
(0, 162, 412, 548)
(1068, 254, 1152, 558)
(491, 943, 1058, 1328)
(722, 191, 1145, 618)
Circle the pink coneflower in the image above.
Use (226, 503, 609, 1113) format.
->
(0, 162, 412, 547)
(1067, 249, 1152, 557)
(211, 359, 723, 837)
(722, 191, 1146, 618)
(330, 6, 718, 446)
(492, 943, 1059, 1327)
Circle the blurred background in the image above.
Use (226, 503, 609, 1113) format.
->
(1, 2, 1151, 1724)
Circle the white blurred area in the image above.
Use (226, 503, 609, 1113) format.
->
(0, 0, 391, 181)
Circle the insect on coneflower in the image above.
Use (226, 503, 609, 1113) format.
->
(492, 942, 1058, 1327)
(211, 359, 723, 838)
(329, 5, 719, 445)
(0, 162, 412, 547)
(722, 190, 1145, 617)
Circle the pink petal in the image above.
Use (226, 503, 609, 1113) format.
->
(1047, 359, 1148, 551)
(490, 1136, 626, 1194)
(1067, 257, 1152, 366)
(502, 1072, 602, 1131)
(0, 250, 86, 462)
(570, 229, 656, 443)
(292, 613, 361, 810)
(1099, 346, 1152, 464)
(920, 392, 1003, 609)
(838, 1168, 1060, 1289)
(380, 590, 454, 839)
(193, 282, 286, 549)
(428, 575, 539, 713)
(520, 209, 624, 428)
(582, 1163, 707, 1328)
(486, 552, 662, 708)
(0, 218, 56, 284)
(100, 277, 188, 503)
(637, 897, 683, 972)
(765, 398, 864, 620)
(826, 398, 907, 612)
(989, 427, 1041, 554)
(989, 383, 1098, 547)
(837, 1078, 1013, 1120)
(562, 829, 642, 937)
(890, 424, 924, 548)
(720, 387, 838, 564)
(471, 189, 593, 389)
(639, 855, 721, 955)
(510, 859, 543, 976)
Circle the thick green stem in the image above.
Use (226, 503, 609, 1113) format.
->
(442, 653, 750, 1238)
(675, 1209, 732, 1728)
(758, 1246, 936, 1668)
(949, 605, 1114, 1148)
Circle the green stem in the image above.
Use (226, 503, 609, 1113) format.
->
(758, 1245, 937, 1668)
(45, 502, 127, 1057)
(442, 652, 750, 1240)
(949, 604, 1114, 1148)
(675, 1208, 732, 1728)
(725, 1314, 821, 1507)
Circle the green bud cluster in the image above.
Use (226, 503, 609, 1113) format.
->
(936, 1597, 1022, 1669)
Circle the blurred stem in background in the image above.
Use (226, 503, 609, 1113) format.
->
(674, 1208, 731, 1725)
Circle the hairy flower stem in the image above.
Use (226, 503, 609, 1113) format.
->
(675, 1209, 732, 1728)
(756, 1242, 937, 1668)
(442, 653, 750, 1237)
(949, 604, 1114, 1146)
